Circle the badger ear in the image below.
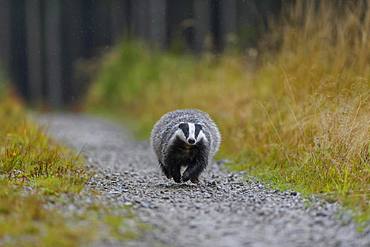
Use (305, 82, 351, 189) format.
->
(178, 122, 187, 129)
(195, 123, 203, 129)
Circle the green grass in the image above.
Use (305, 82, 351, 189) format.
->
(0, 185, 91, 247)
(0, 104, 88, 194)
(86, 2, 370, 225)
(0, 95, 90, 246)
(0, 94, 147, 246)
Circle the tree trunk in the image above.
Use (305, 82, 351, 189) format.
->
(25, 0, 43, 104)
(219, 0, 237, 50)
(236, 0, 260, 48)
(193, 0, 211, 52)
(61, 0, 85, 105)
(92, 1, 112, 48)
(0, 0, 11, 72)
(132, 0, 149, 41)
(45, 0, 63, 107)
(166, 0, 193, 51)
(111, 0, 130, 43)
(148, 0, 166, 48)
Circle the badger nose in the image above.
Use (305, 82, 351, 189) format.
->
(187, 138, 195, 145)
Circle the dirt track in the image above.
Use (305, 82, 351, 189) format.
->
(39, 114, 370, 247)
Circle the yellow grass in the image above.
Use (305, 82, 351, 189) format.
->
(0, 94, 146, 245)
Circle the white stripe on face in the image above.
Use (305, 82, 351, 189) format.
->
(196, 130, 208, 143)
(188, 123, 195, 141)
(171, 129, 186, 144)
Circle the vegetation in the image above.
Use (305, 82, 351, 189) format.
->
(87, 2, 370, 224)
(0, 93, 87, 246)
(0, 92, 146, 246)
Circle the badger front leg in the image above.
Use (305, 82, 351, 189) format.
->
(171, 165, 182, 183)
(181, 156, 207, 183)
(159, 161, 172, 179)
(164, 155, 182, 183)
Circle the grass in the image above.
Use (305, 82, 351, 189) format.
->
(0, 92, 147, 246)
(0, 93, 90, 246)
(86, 1, 370, 225)
(0, 98, 88, 194)
(0, 186, 91, 247)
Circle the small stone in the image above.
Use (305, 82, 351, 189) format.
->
(316, 212, 327, 217)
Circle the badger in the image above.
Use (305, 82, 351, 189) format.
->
(150, 109, 221, 183)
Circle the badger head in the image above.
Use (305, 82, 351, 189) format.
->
(174, 122, 208, 146)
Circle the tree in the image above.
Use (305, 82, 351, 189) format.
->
(0, 0, 11, 72)
(148, 0, 166, 48)
(219, 0, 237, 50)
(193, 0, 211, 52)
(45, 0, 63, 107)
(25, 0, 42, 104)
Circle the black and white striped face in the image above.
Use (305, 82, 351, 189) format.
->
(176, 122, 207, 145)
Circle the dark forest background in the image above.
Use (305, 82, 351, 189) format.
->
(0, 0, 284, 107)
(1, 0, 342, 107)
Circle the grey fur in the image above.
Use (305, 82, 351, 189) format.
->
(150, 109, 221, 182)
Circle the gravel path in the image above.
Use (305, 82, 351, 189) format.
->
(39, 114, 369, 247)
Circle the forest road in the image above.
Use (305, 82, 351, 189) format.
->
(39, 114, 370, 247)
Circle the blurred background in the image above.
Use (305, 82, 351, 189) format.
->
(1, 0, 284, 107)
(2, 0, 367, 107)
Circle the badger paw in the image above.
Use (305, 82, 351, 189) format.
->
(162, 167, 172, 179)
(181, 171, 191, 183)
(173, 174, 181, 183)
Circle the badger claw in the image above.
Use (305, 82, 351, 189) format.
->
(181, 172, 191, 183)
(173, 175, 181, 183)
(161, 166, 172, 179)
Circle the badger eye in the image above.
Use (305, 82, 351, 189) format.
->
(178, 123, 189, 138)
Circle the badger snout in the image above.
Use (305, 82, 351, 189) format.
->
(187, 138, 196, 145)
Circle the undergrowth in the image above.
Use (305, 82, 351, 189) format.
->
(0, 94, 146, 246)
(0, 94, 89, 246)
(86, 2, 370, 225)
